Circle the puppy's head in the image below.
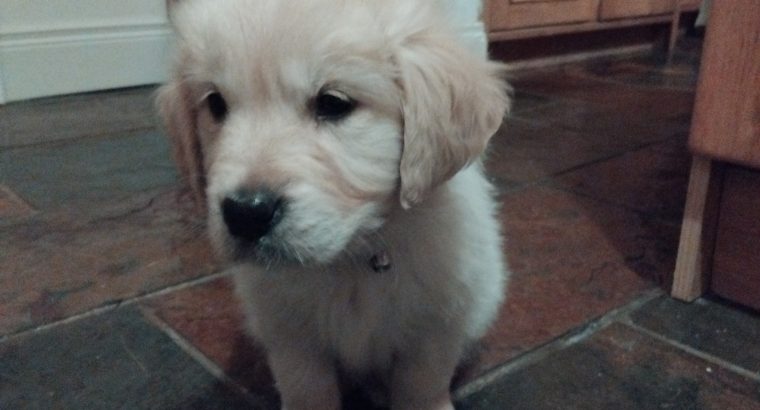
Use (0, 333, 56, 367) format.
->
(158, 0, 509, 265)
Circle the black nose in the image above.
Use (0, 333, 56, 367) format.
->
(221, 189, 283, 243)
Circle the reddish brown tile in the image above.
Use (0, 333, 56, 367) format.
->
(474, 186, 679, 375)
(555, 140, 691, 221)
(459, 323, 760, 409)
(0, 188, 217, 335)
(141, 278, 277, 400)
(0, 185, 34, 220)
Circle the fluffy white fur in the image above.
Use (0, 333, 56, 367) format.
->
(159, 1, 511, 409)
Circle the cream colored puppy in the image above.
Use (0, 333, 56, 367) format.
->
(159, 0, 510, 409)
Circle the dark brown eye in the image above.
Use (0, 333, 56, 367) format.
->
(315, 90, 355, 121)
(206, 91, 228, 122)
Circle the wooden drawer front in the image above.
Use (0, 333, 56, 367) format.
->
(599, 0, 675, 21)
(489, 0, 600, 31)
(712, 167, 760, 311)
(680, 0, 703, 12)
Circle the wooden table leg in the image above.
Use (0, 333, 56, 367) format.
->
(666, 0, 683, 64)
(672, 156, 723, 301)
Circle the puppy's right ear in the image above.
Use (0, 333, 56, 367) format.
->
(165, 0, 179, 13)
(157, 82, 207, 209)
(165, 0, 182, 24)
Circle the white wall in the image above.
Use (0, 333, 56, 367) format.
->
(0, 0, 172, 103)
(441, 0, 488, 56)
(0, 0, 485, 104)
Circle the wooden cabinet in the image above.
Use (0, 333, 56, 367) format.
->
(688, 2, 760, 170)
(599, 0, 675, 21)
(711, 168, 760, 310)
(488, 0, 599, 30)
(486, 0, 699, 42)
(672, 0, 760, 311)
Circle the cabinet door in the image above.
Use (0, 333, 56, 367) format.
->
(711, 167, 760, 311)
(488, 0, 600, 31)
(599, 0, 675, 21)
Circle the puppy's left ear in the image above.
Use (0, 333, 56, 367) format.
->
(157, 81, 207, 210)
(396, 32, 510, 209)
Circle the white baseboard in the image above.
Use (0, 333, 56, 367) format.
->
(0, 24, 172, 103)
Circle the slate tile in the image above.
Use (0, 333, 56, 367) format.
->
(474, 186, 676, 375)
(0, 86, 158, 148)
(459, 324, 760, 410)
(0, 307, 252, 409)
(1, 130, 176, 211)
(0, 188, 217, 335)
(579, 57, 700, 90)
(509, 90, 557, 115)
(555, 139, 691, 222)
(486, 117, 639, 187)
(631, 296, 760, 375)
(141, 278, 278, 401)
(512, 97, 692, 150)
(511, 68, 695, 112)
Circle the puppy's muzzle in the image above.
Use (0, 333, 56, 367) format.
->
(222, 188, 283, 244)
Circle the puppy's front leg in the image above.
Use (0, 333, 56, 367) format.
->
(268, 346, 340, 410)
(389, 339, 461, 410)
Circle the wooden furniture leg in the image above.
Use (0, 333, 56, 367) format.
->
(666, 0, 683, 64)
(671, 156, 723, 301)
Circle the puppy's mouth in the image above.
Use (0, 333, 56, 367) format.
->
(226, 233, 310, 267)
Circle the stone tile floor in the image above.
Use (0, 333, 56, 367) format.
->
(1, 38, 759, 409)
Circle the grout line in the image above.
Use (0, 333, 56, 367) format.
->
(0, 269, 232, 344)
(454, 288, 663, 400)
(141, 309, 279, 409)
(540, 140, 660, 180)
(502, 44, 654, 72)
(623, 320, 760, 383)
(0, 184, 38, 217)
(0, 304, 122, 344)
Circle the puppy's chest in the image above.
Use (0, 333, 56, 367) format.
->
(316, 273, 400, 370)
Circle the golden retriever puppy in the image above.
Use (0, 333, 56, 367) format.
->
(159, 0, 510, 409)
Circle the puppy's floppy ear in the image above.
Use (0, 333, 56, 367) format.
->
(396, 31, 510, 209)
(165, 0, 180, 17)
(157, 82, 207, 209)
